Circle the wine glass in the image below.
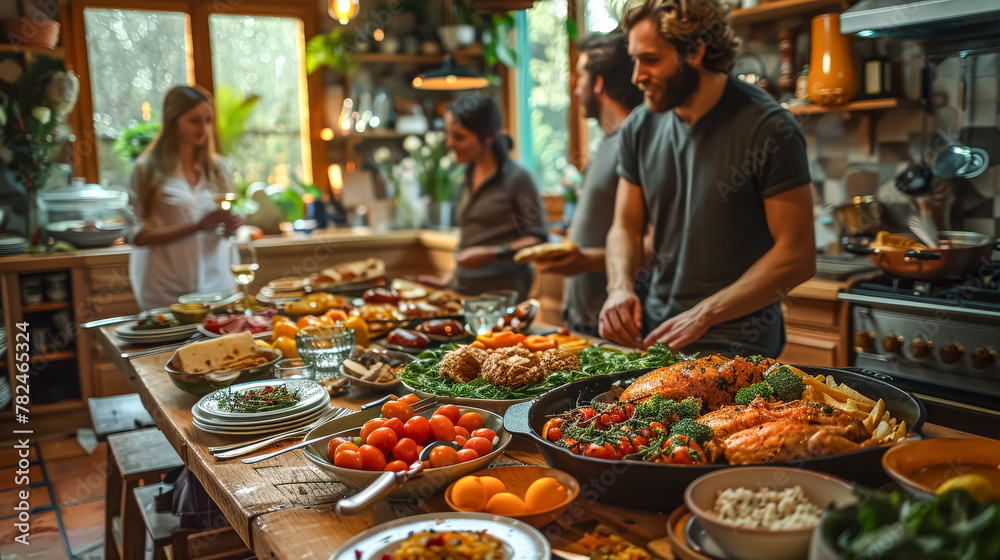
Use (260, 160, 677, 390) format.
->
(230, 244, 259, 313)
(214, 193, 239, 236)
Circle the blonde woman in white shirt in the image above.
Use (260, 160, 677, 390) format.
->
(125, 85, 242, 309)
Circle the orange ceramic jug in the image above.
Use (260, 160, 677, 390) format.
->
(807, 13, 858, 106)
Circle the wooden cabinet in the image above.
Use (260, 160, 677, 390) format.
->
(777, 278, 851, 368)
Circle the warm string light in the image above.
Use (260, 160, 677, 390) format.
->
(328, 164, 344, 194)
(329, 0, 359, 24)
(320, 127, 335, 141)
(141, 101, 152, 121)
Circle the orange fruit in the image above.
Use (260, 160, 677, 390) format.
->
(271, 336, 298, 359)
(485, 492, 527, 516)
(296, 315, 322, 329)
(272, 321, 299, 340)
(478, 476, 507, 501)
(450, 476, 488, 512)
(524, 477, 567, 512)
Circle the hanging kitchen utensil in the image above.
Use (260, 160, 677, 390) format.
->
(931, 143, 990, 179)
(907, 215, 938, 249)
(894, 164, 933, 196)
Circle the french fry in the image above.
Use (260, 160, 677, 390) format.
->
(786, 365, 808, 377)
(863, 399, 886, 433)
(873, 420, 891, 441)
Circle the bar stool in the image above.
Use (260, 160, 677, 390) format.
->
(134, 483, 251, 560)
(104, 428, 184, 560)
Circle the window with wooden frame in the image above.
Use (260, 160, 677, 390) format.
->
(65, 0, 327, 192)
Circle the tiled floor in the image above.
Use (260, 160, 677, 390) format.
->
(0, 436, 106, 560)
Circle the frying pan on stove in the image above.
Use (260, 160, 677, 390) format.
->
(503, 366, 925, 512)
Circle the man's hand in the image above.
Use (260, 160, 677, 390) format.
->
(599, 288, 644, 348)
(455, 246, 498, 270)
(642, 303, 714, 351)
(533, 246, 588, 276)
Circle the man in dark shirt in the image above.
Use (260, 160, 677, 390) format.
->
(535, 31, 643, 336)
(599, 0, 816, 357)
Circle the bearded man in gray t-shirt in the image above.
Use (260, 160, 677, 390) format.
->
(599, 0, 816, 358)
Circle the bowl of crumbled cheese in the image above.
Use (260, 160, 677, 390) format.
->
(684, 467, 857, 560)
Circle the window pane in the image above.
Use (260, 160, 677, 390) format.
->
(518, 0, 570, 194)
(83, 9, 190, 187)
(208, 14, 310, 188)
(585, 0, 627, 33)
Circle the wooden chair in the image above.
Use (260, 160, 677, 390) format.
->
(104, 428, 183, 560)
(134, 483, 251, 560)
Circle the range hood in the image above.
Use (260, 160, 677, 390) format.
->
(841, 0, 1000, 39)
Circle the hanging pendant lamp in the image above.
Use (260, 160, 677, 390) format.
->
(412, 55, 489, 90)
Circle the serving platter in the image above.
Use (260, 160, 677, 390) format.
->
(328, 512, 550, 560)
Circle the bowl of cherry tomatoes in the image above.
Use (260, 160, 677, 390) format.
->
(301, 395, 511, 500)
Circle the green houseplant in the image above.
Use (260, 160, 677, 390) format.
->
(306, 27, 356, 76)
(112, 120, 161, 165)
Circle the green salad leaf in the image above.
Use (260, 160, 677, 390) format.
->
(398, 343, 690, 400)
(825, 487, 1000, 560)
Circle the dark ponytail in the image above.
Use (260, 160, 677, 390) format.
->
(447, 95, 510, 162)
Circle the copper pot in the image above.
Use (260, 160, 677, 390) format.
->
(846, 231, 1000, 280)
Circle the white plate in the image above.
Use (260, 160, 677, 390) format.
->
(192, 406, 329, 432)
(192, 413, 324, 435)
(178, 290, 241, 306)
(192, 403, 330, 428)
(195, 379, 328, 420)
(329, 512, 549, 560)
(114, 317, 199, 337)
(196, 324, 272, 339)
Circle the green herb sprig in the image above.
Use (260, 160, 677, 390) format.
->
(208, 385, 301, 413)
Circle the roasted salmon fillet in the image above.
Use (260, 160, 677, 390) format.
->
(698, 396, 867, 440)
(619, 356, 776, 410)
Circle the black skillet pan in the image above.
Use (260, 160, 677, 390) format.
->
(503, 366, 926, 512)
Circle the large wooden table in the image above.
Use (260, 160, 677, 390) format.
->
(96, 327, 977, 559)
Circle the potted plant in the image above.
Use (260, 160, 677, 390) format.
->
(305, 27, 356, 76)
(402, 132, 464, 227)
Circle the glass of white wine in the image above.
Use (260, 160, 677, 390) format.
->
(231, 244, 259, 312)
(214, 193, 239, 236)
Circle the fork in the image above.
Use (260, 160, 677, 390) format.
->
(208, 406, 351, 459)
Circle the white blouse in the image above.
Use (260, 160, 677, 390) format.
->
(125, 160, 234, 310)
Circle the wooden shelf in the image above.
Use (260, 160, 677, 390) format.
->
(0, 43, 65, 57)
(28, 350, 77, 364)
(787, 97, 909, 115)
(731, 0, 844, 26)
(22, 301, 71, 313)
(0, 399, 84, 419)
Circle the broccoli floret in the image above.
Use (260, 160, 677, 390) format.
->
(735, 382, 773, 406)
(744, 355, 766, 366)
(766, 366, 805, 402)
(634, 395, 702, 422)
(668, 418, 714, 446)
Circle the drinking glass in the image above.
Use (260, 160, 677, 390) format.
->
(214, 193, 239, 235)
(274, 358, 315, 380)
(481, 290, 518, 313)
(462, 295, 505, 335)
(230, 244, 259, 311)
(295, 325, 355, 382)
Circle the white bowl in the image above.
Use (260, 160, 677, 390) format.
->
(684, 467, 857, 560)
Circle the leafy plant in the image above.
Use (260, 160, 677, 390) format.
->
(305, 27, 356, 76)
(214, 85, 260, 157)
(484, 13, 516, 84)
(112, 119, 161, 164)
(401, 132, 465, 203)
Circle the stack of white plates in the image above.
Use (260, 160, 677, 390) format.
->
(114, 316, 199, 345)
(0, 235, 29, 256)
(191, 379, 331, 435)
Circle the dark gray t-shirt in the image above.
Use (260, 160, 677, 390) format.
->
(563, 129, 621, 336)
(617, 77, 811, 357)
(452, 157, 547, 301)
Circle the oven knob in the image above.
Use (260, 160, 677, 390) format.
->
(939, 343, 964, 364)
(882, 334, 904, 354)
(971, 347, 997, 369)
(909, 338, 933, 358)
(854, 332, 875, 354)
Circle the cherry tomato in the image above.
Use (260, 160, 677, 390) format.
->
(454, 435, 468, 447)
(360, 418, 388, 442)
(404, 416, 431, 444)
(334, 449, 362, 469)
(382, 418, 406, 439)
(296, 315, 322, 329)
(398, 394, 420, 406)
(640, 429, 652, 439)
(623, 403, 635, 418)
(333, 442, 359, 462)
(610, 410, 625, 424)
(463, 437, 493, 458)
(580, 408, 596, 420)
(603, 442, 618, 459)
(600, 413, 611, 426)
(541, 419, 562, 440)
(454, 426, 471, 439)
(433, 405, 461, 425)
(617, 437, 635, 459)
(633, 436, 649, 448)
(456, 449, 479, 463)
(384, 460, 408, 472)
(429, 415, 456, 442)
(649, 422, 666, 435)
(359, 445, 387, 471)
(392, 438, 419, 465)
(457, 412, 484, 433)
(547, 427, 563, 441)
(366, 427, 398, 456)
(382, 401, 415, 422)
(428, 445, 459, 467)
(471, 428, 497, 443)
(326, 437, 350, 462)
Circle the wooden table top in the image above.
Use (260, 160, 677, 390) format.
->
(97, 327, 982, 560)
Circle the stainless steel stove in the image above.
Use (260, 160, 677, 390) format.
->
(839, 261, 1000, 432)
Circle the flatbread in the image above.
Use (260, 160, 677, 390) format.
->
(513, 241, 578, 265)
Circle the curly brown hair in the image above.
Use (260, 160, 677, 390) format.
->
(622, 0, 741, 74)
